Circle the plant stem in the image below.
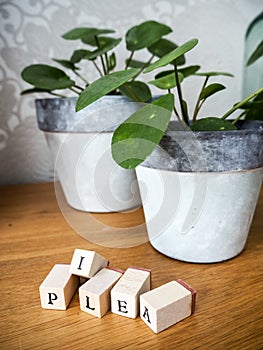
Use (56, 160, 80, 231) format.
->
(192, 76, 209, 122)
(131, 54, 154, 81)
(74, 70, 89, 85)
(125, 51, 134, 69)
(94, 35, 107, 75)
(104, 53, 109, 74)
(221, 87, 263, 120)
(69, 87, 80, 95)
(74, 84, 84, 91)
(92, 61, 103, 77)
(173, 60, 188, 125)
(50, 92, 67, 98)
(231, 111, 246, 124)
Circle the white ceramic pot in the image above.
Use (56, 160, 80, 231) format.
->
(35, 96, 142, 212)
(136, 120, 263, 263)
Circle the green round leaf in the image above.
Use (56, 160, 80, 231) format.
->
(53, 59, 79, 71)
(191, 117, 237, 131)
(87, 38, 121, 60)
(21, 64, 75, 90)
(111, 94, 174, 169)
(126, 21, 172, 51)
(247, 40, 263, 66)
(149, 72, 184, 90)
(178, 65, 201, 78)
(76, 68, 140, 111)
(144, 38, 198, 73)
(62, 27, 115, 40)
(119, 81, 152, 102)
(195, 71, 234, 77)
(148, 38, 185, 65)
(126, 59, 147, 68)
(199, 83, 226, 100)
(70, 50, 92, 63)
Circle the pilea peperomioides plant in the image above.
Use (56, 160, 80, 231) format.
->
(21, 20, 186, 104)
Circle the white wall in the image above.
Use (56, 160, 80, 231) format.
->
(0, 0, 262, 185)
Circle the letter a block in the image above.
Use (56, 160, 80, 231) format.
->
(111, 267, 151, 319)
(69, 249, 109, 278)
(140, 280, 196, 333)
(39, 264, 79, 310)
(79, 267, 123, 318)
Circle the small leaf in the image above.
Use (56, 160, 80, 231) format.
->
(21, 64, 75, 90)
(53, 58, 79, 70)
(126, 20, 172, 51)
(199, 83, 226, 100)
(70, 49, 92, 63)
(119, 81, 152, 102)
(148, 38, 185, 65)
(195, 71, 234, 77)
(149, 71, 184, 89)
(178, 65, 200, 77)
(126, 59, 147, 68)
(144, 38, 198, 73)
(247, 40, 263, 66)
(111, 94, 174, 169)
(191, 117, 237, 131)
(76, 68, 140, 111)
(109, 52, 116, 71)
(155, 70, 174, 79)
(87, 38, 121, 60)
(62, 27, 115, 40)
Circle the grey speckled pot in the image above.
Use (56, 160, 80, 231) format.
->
(35, 96, 142, 212)
(136, 120, 263, 263)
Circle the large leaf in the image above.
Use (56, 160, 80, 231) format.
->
(126, 20, 172, 51)
(111, 94, 174, 169)
(191, 117, 236, 131)
(247, 40, 263, 66)
(119, 81, 152, 102)
(62, 27, 115, 40)
(21, 64, 75, 90)
(149, 71, 184, 90)
(76, 68, 140, 111)
(53, 58, 79, 71)
(148, 38, 185, 65)
(199, 83, 226, 100)
(70, 49, 92, 63)
(87, 38, 121, 59)
(144, 38, 198, 73)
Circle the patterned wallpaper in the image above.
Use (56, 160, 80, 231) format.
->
(0, 0, 262, 185)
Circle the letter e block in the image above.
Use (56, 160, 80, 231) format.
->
(79, 267, 123, 318)
(111, 267, 151, 319)
(69, 249, 109, 278)
(140, 280, 196, 333)
(39, 264, 78, 310)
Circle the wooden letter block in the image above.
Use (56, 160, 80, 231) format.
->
(140, 280, 196, 333)
(79, 267, 123, 318)
(39, 264, 79, 310)
(111, 267, 151, 319)
(69, 249, 109, 278)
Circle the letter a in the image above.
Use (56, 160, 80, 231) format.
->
(142, 306, 151, 323)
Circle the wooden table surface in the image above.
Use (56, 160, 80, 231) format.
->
(0, 182, 262, 350)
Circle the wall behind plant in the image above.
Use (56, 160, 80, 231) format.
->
(0, 0, 262, 185)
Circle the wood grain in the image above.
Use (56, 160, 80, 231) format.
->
(0, 182, 262, 350)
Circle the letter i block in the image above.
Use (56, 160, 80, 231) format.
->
(69, 249, 109, 278)
(39, 264, 79, 310)
(140, 279, 196, 333)
(111, 267, 151, 319)
(79, 267, 124, 318)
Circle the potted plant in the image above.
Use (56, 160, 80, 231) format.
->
(73, 35, 262, 263)
(21, 20, 179, 212)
